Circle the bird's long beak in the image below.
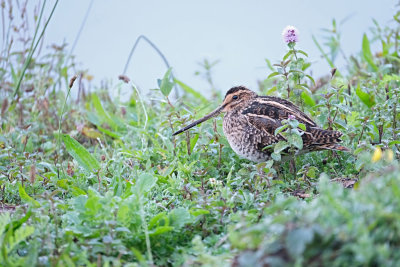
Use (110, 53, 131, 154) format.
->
(172, 105, 224, 136)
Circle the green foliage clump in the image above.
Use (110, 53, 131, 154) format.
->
(231, 163, 400, 267)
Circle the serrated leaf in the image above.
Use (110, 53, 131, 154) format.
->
(62, 134, 100, 173)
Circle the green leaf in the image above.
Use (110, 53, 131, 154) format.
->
(91, 94, 121, 131)
(190, 133, 199, 152)
(174, 78, 207, 103)
(274, 141, 289, 153)
(149, 226, 174, 236)
(283, 50, 294, 61)
(389, 140, 400, 146)
(305, 74, 315, 85)
(355, 85, 376, 108)
(169, 208, 191, 229)
(287, 134, 303, 149)
(298, 123, 307, 131)
(190, 209, 210, 217)
(362, 34, 378, 71)
(62, 134, 100, 173)
(301, 91, 316, 107)
(159, 68, 174, 97)
(296, 49, 308, 57)
(275, 124, 289, 136)
(18, 185, 40, 208)
(149, 212, 168, 229)
(267, 72, 280, 79)
(271, 152, 281, 161)
(135, 173, 157, 195)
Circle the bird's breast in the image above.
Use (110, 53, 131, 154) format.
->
(222, 111, 268, 162)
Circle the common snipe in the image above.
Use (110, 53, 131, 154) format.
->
(173, 86, 349, 162)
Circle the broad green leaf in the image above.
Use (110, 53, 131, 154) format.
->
(298, 123, 307, 131)
(18, 185, 40, 207)
(271, 152, 281, 161)
(174, 78, 207, 103)
(301, 91, 316, 107)
(355, 85, 376, 108)
(91, 94, 121, 131)
(169, 208, 191, 229)
(362, 34, 378, 71)
(287, 134, 303, 149)
(62, 134, 100, 173)
(274, 141, 289, 153)
(159, 68, 174, 97)
(135, 173, 157, 195)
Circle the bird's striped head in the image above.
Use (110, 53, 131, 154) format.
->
(221, 86, 257, 112)
(172, 86, 257, 136)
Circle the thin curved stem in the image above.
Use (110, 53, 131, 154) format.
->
(123, 35, 179, 96)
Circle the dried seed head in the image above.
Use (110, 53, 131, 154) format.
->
(118, 75, 130, 84)
(331, 68, 337, 78)
(30, 164, 36, 184)
(69, 74, 78, 88)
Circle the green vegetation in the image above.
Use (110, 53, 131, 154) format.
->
(1, 2, 400, 266)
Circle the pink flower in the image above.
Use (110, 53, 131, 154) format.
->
(288, 114, 296, 120)
(282, 25, 299, 44)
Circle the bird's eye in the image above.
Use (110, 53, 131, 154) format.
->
(232, 95, 238, 100)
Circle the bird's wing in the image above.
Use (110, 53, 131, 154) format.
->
(253, 96, 317, 127)
(243, 112, 285, 152)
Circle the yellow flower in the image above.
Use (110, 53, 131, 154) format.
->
(372, 147, 382, 162)
(385, 149, 394, 162)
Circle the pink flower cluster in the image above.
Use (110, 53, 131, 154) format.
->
(282, 25, 299, 44)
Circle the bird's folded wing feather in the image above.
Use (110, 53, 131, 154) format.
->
(243, 97, 317, 127)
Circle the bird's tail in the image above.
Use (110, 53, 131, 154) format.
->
(303, 128, 350, 152)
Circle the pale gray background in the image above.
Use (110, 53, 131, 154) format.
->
(45, 0, 396, 95)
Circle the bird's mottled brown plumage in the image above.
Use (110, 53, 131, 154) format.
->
(173, 86, 349, 162)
